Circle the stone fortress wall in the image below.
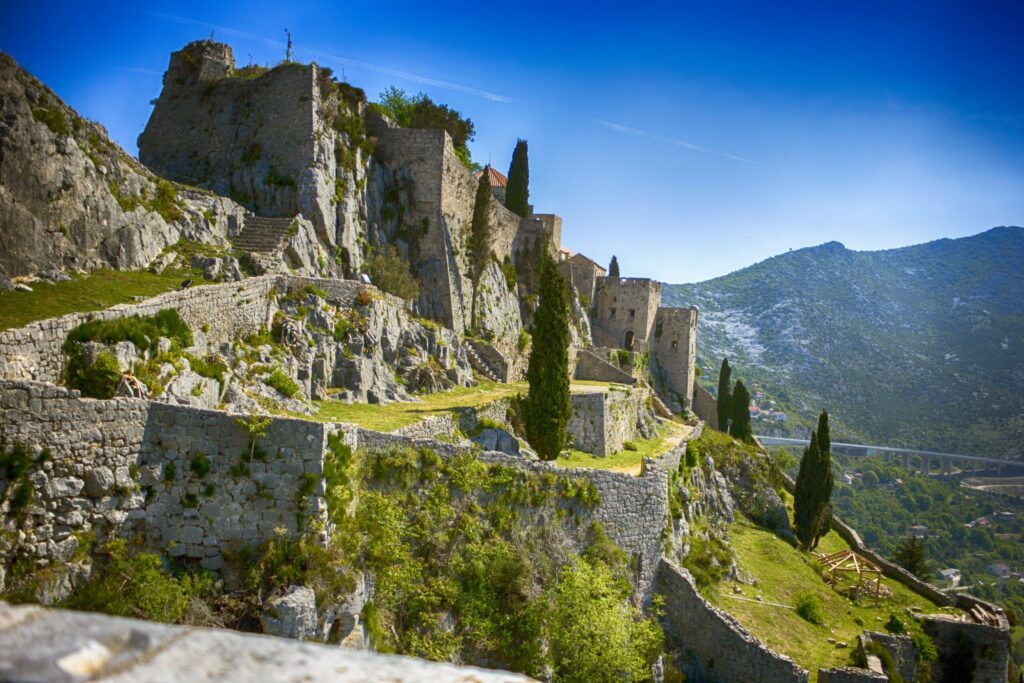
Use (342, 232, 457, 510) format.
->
(138, 41, 318, 219)
(592, 277, 662, 350)
(567, 388, 651, 456)
(0, 380, 343, 574)
(650, 306, 699, 408)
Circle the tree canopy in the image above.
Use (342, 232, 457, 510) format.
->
(374, 86, 476, 169)
(608, 255, 620, 277)
(505, 139, 530, 218)
(717, 358, 732, 432)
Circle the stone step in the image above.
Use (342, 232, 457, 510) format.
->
(465, 346, 501, 383)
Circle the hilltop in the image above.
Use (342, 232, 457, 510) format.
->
(664, 227, 1024, 456)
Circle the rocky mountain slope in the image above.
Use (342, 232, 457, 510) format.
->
(664, 226, 1024, 456)
(0, 53, 245, 279)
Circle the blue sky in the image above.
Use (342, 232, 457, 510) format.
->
(4, 1, 1023, 282)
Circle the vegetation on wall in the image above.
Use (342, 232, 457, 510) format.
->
(524, 253, 572, 461)
(364, 246, 420, 303)
(468, 166, 493, 329)
(372, 86, 478, 170)
(63, 310, 193, 398)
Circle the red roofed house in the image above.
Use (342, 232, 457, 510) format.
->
(475, 166, 508, 204)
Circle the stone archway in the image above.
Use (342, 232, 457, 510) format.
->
(623, 330, 635, 350)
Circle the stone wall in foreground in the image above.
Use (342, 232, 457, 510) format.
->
(0, 602, 532, 683)
(0, 380, 341, 581)
(657, 559, 809, 683)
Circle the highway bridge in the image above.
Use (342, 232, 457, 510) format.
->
(755, 435, 1024, 475)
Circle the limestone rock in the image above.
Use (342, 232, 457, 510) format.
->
(472, 428, 521, 456)
(261, 585, 318, 641)
(84, 466, 114, 497)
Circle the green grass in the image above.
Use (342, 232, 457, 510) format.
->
(705, 512, 959, 681)
(557, 422, 685, 472)
(310, 380, 622, 433)
(312, 381, 528, 431)
(0, 269, 192, 331)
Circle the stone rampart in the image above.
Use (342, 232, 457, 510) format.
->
(592, 277, 661, 351)
(567, 388, 650, 456)
(921, 614, 1010, 683)
(139, 42, 317, 218)
(693, 383, 718, 428)
(0, 380, 335, 577)
(572, 349, 637, 385)
(0, 276, 279, 385)
(657, 559, 809, 683)
(0, 602, 533, 682)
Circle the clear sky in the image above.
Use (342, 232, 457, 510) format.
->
(4, 1, 1023, 282)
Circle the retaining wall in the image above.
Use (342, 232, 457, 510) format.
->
(0, 380, 339, 576)
(567, 388, 650, 456)
(657, 559, 809, 683)
(693, 383, 718, 427)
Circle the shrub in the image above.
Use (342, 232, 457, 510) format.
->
(183, 353, 228, 384)
(68, 349, 122, 399)
(364, 246, 419, 302)
(795, 593, 824, 625)
(189, 452, 211, 479)
(885, 613, 906, 634)
(265, 368, 300, 398)
(623, 441, 638, 451)
(32, 103, 71, 136)
(517, 329, 531, 352)
(163, 461, 177, 481)
(685, 441, 699, 468)
(62, 539, 214, 624)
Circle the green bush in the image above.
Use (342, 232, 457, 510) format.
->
(685, 441, 699, 468)
(189, 452, 211, 479)
(795, 593, 824, 625)
(68, 349, 122, 399)
(63, 310, 192, 398)
(622, 441, 638, 451)
(885, 613, 906, 633)
(364, 246, 420, 302)
(62, 539, 214, 623)
(265, 368, 300, 398)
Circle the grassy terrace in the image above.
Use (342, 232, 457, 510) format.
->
(558, 421, 689, 474)
(707, 508, 959, 680)
(313, 380, 527, 431)
(0, 269, 191, 331)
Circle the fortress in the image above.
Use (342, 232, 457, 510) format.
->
(0, 40, 1012, 683)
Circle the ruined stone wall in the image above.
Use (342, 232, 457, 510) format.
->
(0, 276, 279, 384)
(573, 349, 637, 385)
(0, 380, 334, 577)
(693, 383, 719, 428)
(592, 277, 662, 351)
(567, 388, 650, 456)
(559, 255, 605, 304)
(921, 615, 1010, 683)
(657, 559, 809, 683)
(138, 42, 317, 218)
(650, 306, 698, 409)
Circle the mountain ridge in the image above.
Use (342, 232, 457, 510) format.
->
(664, 226, 1024, 456)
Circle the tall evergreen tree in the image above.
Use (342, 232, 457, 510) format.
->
(793, 419, 835, 549)
(894, 536, 931, 579)
(716, 358, 732, 432)
(793, 430, 820, 548)
(524, 251, 571, 461)
(729, 380, 752, 441)
(608, 255, 620, 277)
(816, 410, 831, 456)
(505, 139, 530, 218)
(468, 166, 493, 328)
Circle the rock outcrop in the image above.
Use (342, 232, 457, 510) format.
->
(0, 52, 245, 279)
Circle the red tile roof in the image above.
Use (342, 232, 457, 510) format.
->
(475, 166, 508, 188)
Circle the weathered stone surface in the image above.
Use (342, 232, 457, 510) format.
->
(261, 585, 318, 641)
(817, 667, 887, 683)
(83, 467, 114, 497)
(0, 53, 245, 280)
(471, 428, 520, 456)
(0, 602, 533, 682)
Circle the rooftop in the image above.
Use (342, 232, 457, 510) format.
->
(475, 166, 508, 188)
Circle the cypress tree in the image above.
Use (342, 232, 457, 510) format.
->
(729, 379, 752, 441)
(505, 139, 530, 218)
(793, 430, 820, 548)
(608, 255, 620, 277)
(816, 410, 831, 456)
(524, 251, 571, 461)
(716, 358, 732, 432)
(468, 166, 493, 328)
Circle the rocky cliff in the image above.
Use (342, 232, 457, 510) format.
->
(0, 53, 245, 280)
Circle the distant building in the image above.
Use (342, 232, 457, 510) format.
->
(987, 563, 1011, 579)
(559, 253, 606, 304)
(966, 516, 992, 528)
(475, 166, 508, 203)
(938, 568, 962, 588)
(909, 525, 929, 538)
(995, 511, 1014, 522)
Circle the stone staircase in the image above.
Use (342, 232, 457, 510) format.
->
(232, 215, 295, 254)
(464, 344, 502, 383)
